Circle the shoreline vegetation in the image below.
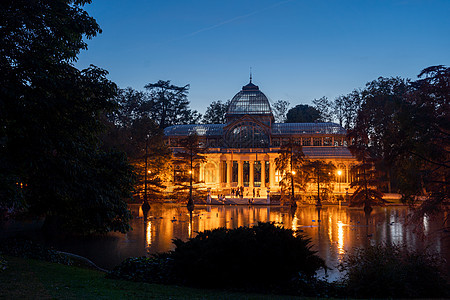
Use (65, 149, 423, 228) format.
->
(0, 256, 306, 299)
(1, 222, 448, 299)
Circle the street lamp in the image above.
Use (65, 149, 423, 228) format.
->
(142, 137, 150, 213)
(291, 170, 296, 207)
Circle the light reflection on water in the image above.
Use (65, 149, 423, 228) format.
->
(45, 204, 449, 281)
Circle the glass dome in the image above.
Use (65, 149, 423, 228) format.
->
(226, 81, 273, 116)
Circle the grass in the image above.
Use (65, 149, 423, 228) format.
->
(0, 256, 312, 299)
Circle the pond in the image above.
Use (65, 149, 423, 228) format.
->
(34, 203, 449, 282)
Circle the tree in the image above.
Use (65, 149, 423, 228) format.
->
(272, 100, 290, 123)
(303, 160, 336, 206)
(350, 77, 409, 192)
(312, 96, 332, 122)
(332, 90, 363, 130)
(393, 66, 449, 219)
(103, 88, 172, 203)
(286, 104, 321, 123)
(0, 0, 134, 234)
(202, 100, 230, 124)
(143, 80, 201, 129)
(275, 139, 308, 206)
(172, 133, 208, 206)
(348, 110, 386, 215)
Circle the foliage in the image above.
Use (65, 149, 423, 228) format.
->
(302, 160, 336, 205)
(169, 222, 326, 289)
(103, 88, 172, 202)
(0, 238, 73, 266)
(172, 133, 208, 204)
(312, 96, 333, 122)
(332, 90, 363, 130)
(339, 244, 449, 298)
(353, 77, 410, 192)
(393, 66, 449, 218)
(143, 80, 201, 129)
(108, 255, 173, 284)
(111, 222, 326, 294)
(272, 100, 290, 123)
(202, 100, 230, 124)
(285, 104, 321, 123)
(275, 139, 308, 202)
(0, 254, 6, 272)
(349, 158, 386, 214)
(0, 0, 134, 234)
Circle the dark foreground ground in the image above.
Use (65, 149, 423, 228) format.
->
(0, 256, 318, 299)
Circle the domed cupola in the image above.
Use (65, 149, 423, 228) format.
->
(226, 77, 274, 124)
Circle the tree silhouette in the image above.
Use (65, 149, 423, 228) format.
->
(143, 80, 201, 129)
(172, 133, 208, 206)
(275, 139, 307, 207)
(303, 160, 336, 206)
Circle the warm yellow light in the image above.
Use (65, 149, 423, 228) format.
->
(189, 170, 192, 174)
(147, 170, 151, 174)
(292, 170, 296, 175)
(337, 170, 342, 176)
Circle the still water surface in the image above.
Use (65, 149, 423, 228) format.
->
(46, 204, 449, 281)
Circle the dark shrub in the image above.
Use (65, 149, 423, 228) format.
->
(0, 237, 72, 265)
(108, 254, 172, 284)
(170, 222, 326, 289)
(339, 244, 449, 298)
(110, 222, 326, 293)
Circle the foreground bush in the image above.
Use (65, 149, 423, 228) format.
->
(0, 238, 72, 266)
(110, 222, 326, 292)
(339, 244, 449, 298)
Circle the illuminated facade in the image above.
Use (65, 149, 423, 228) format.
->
(164, 80, 356, 197)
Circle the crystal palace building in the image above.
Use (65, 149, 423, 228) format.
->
(164, 79, 356, 198)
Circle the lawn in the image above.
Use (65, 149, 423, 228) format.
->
(0, 256, 311, 299)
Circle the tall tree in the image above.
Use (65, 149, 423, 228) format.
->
(275, 139, 308, 206)
(286, 104, 321, 123)
(172, 133, 208, 206)
(303, 160, 336, 206)
(393, 66, 449, 218)
(348, 122, 386, 215)
(143, 80, 201, 129)
(202, 100, 230, 124)
(272, 100, 290, 123)
(333, 90, 363, 130)
(0, 0, 134, 234)
(103, 88, 172, 202)
(313, 96, 333, 122)
(351, 77, 409, 192)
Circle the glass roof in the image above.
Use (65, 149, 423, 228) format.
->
(227, 82, 273, 115)
(164, 124, 223, 137)
(302, 146, 353, 158)
(272, 122, 346, 135)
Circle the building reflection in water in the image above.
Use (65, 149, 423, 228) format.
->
(123, 204, 449, 281)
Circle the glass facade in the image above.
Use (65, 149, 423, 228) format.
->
(232, 161, 238, 183)
(243, 161, 250, 187)
(254, 161, 261, 187)
(226, 121, 269, 148)
(265, 161, 270, 187)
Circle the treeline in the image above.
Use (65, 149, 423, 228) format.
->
(1, 0, 447, 235)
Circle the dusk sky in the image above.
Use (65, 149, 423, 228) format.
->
(76, 0, 450, 114)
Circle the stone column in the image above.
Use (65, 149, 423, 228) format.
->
(226, 160, 232, 187)
(249, 160, 254, 188)
(238, 160, 243, 187)
(269, 160, 275, 188)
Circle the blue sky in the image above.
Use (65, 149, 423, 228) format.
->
(76, 0, 450, 114)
